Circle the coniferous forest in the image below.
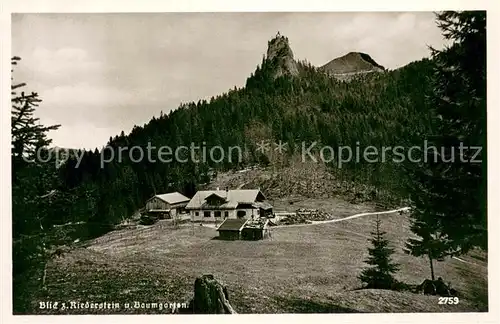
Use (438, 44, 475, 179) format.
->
(11, 11, 486, 313)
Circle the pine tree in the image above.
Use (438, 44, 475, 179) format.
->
(11, 56, 62, 236)
(359, 216, 400, 289)
(429, 11, 486, 252)
(404, 10, 486, 277)
(12, 57, 66, 312)
(404, 219, 450, 281)
(11, 57, 60, 162)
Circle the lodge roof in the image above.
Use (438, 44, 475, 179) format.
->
(186, 189, 267, 210)
(149, 192, 190, 205)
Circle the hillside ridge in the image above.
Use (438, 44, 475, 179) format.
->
(319, 51, 385, 80)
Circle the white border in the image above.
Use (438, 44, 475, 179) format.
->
(1, 1, 498, 324)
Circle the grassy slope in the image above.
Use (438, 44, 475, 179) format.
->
(206, 161, 402, 208)
(33, 210, 487, 314)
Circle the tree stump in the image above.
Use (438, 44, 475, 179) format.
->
(190, 274, 237, 314)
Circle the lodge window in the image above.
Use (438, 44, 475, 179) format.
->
(195, 212, 199, 217)
(224, 211, 229, 218)
(204, 211, 211, 218)
(237, 210, 246, 218)
(215, 211, 221, 218)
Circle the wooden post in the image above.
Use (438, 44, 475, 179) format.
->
(191, 213, 195, 235)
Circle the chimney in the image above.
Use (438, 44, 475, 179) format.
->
(225, 187, 228, 192)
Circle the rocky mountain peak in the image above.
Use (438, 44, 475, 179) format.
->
(265, 32, 299, 78)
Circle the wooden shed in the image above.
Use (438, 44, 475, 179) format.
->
(145, 192, 190, 219)
(241, 219, 269, 240)
(216, 218, 248, 240)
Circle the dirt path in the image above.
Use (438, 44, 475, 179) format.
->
(197, 207, 411, 230)
(274, 207, 411, 228)
(452, 256, 486, 268)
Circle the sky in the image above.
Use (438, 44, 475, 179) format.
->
(12, 12, 446, 150)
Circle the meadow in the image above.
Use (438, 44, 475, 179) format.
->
(34, 211, 488, 314)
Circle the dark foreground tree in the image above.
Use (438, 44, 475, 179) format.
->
(12, 56, 62, 312)
(12, 56, 62, 245)
(359, 216, 400, 289)
(405, 11, 486, 279)
(11, 56, 60, 162)
(404, 220, 449, 281)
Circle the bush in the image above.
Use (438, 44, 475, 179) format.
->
(139, 214, 157, 225)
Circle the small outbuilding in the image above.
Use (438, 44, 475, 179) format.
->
(241, 218, 270, 240)
(216, 218, 270, 241)
(145, 192, 190, 219)
(216, 218, 248, 240)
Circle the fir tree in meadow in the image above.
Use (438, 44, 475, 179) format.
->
(359, 216, 400, 289)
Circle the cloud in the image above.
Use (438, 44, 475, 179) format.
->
(43, 118, 123, 150)
(25, 47, 103, 85)
(43, 82, 136, 108)
(39, 82, 177, 132)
